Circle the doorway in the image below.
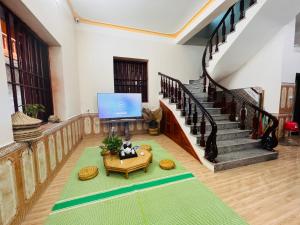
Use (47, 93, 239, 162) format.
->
(293, 73, 300, 135)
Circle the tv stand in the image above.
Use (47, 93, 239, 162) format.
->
(102, 118, 141, 140)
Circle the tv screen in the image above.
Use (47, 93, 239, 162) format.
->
(97, 93, 142, 119)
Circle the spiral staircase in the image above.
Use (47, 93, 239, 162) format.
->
(159, 0, 281, 172)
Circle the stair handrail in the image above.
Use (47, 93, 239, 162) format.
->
(158, 72, 218, 162)
(202, 0, 279, 150)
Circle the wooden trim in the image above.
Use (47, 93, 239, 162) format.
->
(113, 56, 148, 63)
(160, 100, 200, 161)
(67, 0, 215, 38)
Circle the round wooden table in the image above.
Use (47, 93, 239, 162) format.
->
(103, 150, 152, 179)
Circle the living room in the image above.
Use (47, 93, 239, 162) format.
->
(0, 1, 300, 225)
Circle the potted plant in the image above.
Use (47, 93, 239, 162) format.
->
(142, 107, 162, 135)
(100, 134, 123, 155)
(20, 104, 46, 118)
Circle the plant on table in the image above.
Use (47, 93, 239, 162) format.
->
(100, 134, 123, 155)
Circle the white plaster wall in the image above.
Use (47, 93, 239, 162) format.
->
(20, 0, 81, 119)
(220, 26, 286, 114)
(281, 19, 300, 83)
(76, 24, 203, 113)
(0, 26, 14, 147)
(207, 0, 300, 81)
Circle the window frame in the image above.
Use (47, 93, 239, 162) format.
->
(113, 56, 148, 103)
(0, 3, 53, 121)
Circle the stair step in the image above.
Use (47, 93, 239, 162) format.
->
(197, 129, 251, 142)
(184, 114, 230, 121)
(211, 114, 230, 121)
(217, 138, 261, 154)
(188, 80, 202, 85)
(184, 106, 221, 115)
(188, 121, 239, 132)
(203, 107, 221, 115)
(188, 101, 214, 108)
(192, 92, 207, 97)
(214, 148, 278, 171)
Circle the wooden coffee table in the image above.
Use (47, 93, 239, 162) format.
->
(103, 150, 152, 179)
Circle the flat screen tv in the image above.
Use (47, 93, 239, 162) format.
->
(97, 93, 142, 119)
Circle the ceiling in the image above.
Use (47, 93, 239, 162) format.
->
(70, 0, 209, 34)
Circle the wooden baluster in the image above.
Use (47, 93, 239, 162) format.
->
(177, 87, 182, 109)
(221, 92, 227, 114)
(162, 77, 166, 98)
(222, 21, 226, 43)
(240, 102, 246, 130)
(252, 110, 259, 139)
(160, 76, 163, 94)
(181, 93, 186, 116)
(230, 7, 235, 32)
(240, 0, 245, 20)
(207, 82, 212, 102)
(192, 104, 198, 135)
(229, 96, 237, 121)
(186, 97, 192, 125)
(174, 82, 178, 103)
(212, 84, 217, 103)
(164, 77, 166, 97)
(165, 78, 169, 98)
(215, 31, 219, 52)
(203, 74, 207, 93)
(165, 77, 168, 98)
(200, 114, 206, 147)
(168, 79, 171, 99)
(250, 0, 257, 6)
(170, 81, 175, 103)
(209, 40, 213, 60)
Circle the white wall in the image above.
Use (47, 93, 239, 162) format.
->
(0, 26, 14, 147)
(220, 25, 286, 114)
(20, 0, 81, 119)
(0, 0, 80, 147)
(220, 19, 300, 114)
(76, 24, 203, 113)
(281, 19, 300, 83)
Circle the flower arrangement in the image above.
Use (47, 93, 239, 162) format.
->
(100, 134, 123, 155)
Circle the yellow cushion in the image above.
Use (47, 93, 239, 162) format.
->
(159, 159, 175, 170)
(78, 166, 99, 181)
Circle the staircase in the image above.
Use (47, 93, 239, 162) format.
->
(186, 79, 277, 171)
(158, 0, 279, 172)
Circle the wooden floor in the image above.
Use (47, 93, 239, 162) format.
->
(21, 134, 300, 225)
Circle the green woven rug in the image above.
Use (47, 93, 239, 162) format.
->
(46, 140, 248, 225)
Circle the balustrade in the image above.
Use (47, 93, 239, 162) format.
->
(200, 0, 278, 156)
(159, 0, 278, 163)
(158, 73, 218, 162)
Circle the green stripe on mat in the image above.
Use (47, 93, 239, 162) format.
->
(52, 172, 194, 212)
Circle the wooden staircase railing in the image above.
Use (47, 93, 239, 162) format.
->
(158, 72, 218, 162)
(202, 0, 279, 155)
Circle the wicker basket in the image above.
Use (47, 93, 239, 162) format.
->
(78, 166, 99, 181)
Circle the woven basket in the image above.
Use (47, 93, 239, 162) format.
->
(159, 159, 176, 170)
(11, 112, 42, 129)
(78, 166, 99, 181)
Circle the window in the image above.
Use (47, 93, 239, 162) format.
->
(0, 3, 53, 121)
(113, 57, 148, 102)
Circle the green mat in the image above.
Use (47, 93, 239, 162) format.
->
(57, 140, 186, 201)
(46, 140, 248, 225)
